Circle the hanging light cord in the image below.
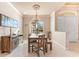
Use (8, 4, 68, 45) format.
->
(36, 9, 37, 20)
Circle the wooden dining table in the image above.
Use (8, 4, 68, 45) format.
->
(28, 37, 48, 56)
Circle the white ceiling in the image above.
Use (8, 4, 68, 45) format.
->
(11, 2, 65, 15)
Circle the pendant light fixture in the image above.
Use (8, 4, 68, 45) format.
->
(32, 4, 40, 34)
(33, 4, 40, 21)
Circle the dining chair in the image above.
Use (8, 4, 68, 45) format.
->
(32, 34, 47, 57)
(28, 34, 37, 53)
(38, 34, 47, 53)
(46, 31, 52, 51)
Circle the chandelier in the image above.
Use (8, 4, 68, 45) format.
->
(31, 4, 40, 34)
(33, 4, 40, 21)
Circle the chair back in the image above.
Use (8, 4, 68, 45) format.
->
(47, 31, 51, 40)
(38, 34, 46, 47)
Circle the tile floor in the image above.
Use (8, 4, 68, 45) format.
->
(0, 40, 79, 57)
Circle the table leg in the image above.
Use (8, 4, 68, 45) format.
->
(37, 40, 40, 57)
(28, 38, 30, 53)
(50, 42, 52, 50)
(46, 39, 47, 53)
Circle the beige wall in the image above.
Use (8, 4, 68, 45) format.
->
(23, 15, 50, 40)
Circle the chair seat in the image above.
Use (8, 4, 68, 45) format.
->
(32, 42, 44, 48)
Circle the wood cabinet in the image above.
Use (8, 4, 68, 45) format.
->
(1, 36, 10, 53)
(1, 36, 19, 53)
